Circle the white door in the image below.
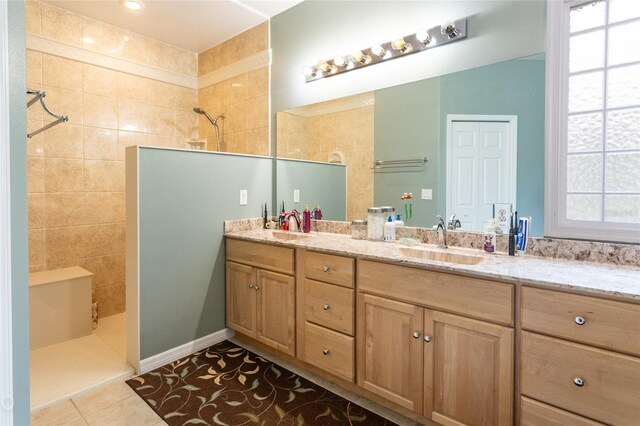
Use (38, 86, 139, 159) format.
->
(447, 117, 517, 231)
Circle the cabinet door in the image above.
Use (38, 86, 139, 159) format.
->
(424, 310, 513, 426)
(226, 261, 256, 337)
(256, 269, 295, 356)
(357, 293, 423, 413)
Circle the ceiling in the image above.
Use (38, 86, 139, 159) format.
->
(43, 0, 304, 53)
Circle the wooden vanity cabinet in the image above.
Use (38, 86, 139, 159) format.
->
(226, 239, 295, 356)
(357, 260, 514, 425)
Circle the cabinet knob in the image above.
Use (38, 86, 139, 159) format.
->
(573, 377, 584, 387)
(322, 349, 329, 355)
(248, 284, 255, 289)
(412, 331, 421, 339)
(253, 285, 260, 291)
(424, 335, 432, 343)
(322, 265, 329, 272)
(322, 304, 330, 310)
(575, 316, 586, 325)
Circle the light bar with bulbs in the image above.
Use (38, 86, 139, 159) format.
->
(302, 18, 467, 83)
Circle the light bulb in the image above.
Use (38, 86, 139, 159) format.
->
(392, 38, 409, 51)
(352, 50, 365, 63)
(333, 55, 346, 67)
(121, 0, 144, 11)
(302, 66, 316, 77)
(441, 22, 459, 39)
(317, 61, 330, 73)
(416, 28, 431, 45)
(371, 44, 385, 57)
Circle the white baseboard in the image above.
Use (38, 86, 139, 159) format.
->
(139, 328, 234, 374)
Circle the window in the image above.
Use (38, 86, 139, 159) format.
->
(546, 0, 640, 243)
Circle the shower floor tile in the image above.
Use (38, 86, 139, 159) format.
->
(30, 314, 133, 412)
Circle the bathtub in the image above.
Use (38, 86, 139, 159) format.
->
(29, 266, 93, 350)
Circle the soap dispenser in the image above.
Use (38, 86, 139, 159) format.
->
(303, 205, 311, 233)
(384, 216, 396, 242)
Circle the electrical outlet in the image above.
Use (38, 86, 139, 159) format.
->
(239, 190, 248, 205)
(421, 188, 432, 200)
(293, 189, 300, 203)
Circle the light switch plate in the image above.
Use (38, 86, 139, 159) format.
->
(293, 189, 300, 203)
(239, 190, 248, 205)
(421, 188, 432, 200)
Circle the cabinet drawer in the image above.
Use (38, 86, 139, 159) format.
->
(521, 397, 605, 426)
(226, 238, 294, 275)
(522, 286, 640, 356)
(305, 251, 354, 288)
(521, 331, 640, 425)
(303, 322, 354, 382)
(305, 279, 354, 335)
(358, 260, 513, 325)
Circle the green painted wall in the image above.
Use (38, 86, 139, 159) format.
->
(138, 149, 272, 359)
(374, 78, 441, 227)
(372, 57, 545, 234)
(8, 0, 30, 422)
(276, 159, 346, 221)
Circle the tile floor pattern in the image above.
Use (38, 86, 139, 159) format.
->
(30, 313, 132, 411)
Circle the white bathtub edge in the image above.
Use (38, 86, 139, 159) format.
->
(138, 328, 235, 374)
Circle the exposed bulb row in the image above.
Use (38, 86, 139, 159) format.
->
(302, 22, 460, 79)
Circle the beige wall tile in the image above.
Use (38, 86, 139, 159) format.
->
(42, 86, 83, 126)
(84, 127, 118, 160)
(148, 80, 177, 108)
(226, 101, 249, 134)
(147, 106, 175, 136)
(41, 3, 83, 46)
(84, 160, 124, 192)
(28, 229, 46, 266)
(28, 156, 44, 193)
(81, 254, 125, 290)
(175, 110, 198, 139)
(117, 99, 147, 133)
(27, 121, 45, 156)
(43, 123, 83, 159)
(82, 18, 122, 57)
(26, 50, 42, 85)
(247, 67, 268, 99)
(28, 193, 45, 229)
(83, 64, 117, 97)
(246, 21, 269, 56)
(85, 192, 125, 224)
(94, 284, 126, 319)
(42, 54, 83, 92)
(44, 158, 84, 192)
(85, 224, 125, 257)
(25, 1, 42, 35)
(221, 131, 247, 153)
(45, 226, 87, 263)
(247, 95, 268, 130)
(227, 74, 249, 104)
(175, 86, 197, 110)
(117, 73, 148, 103)
(117, 131, 147, 160)
(120, 32, 150, 66)
(246, 127, 269, 156)
(45, 193, 86, 227)
(84, 93, 117, 129)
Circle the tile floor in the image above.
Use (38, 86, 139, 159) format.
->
(30, 313, 133, 412)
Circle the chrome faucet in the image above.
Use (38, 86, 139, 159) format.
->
(447, 214, 462, 230)
(284, 210, 302, 231)
(433, 215, 448, 248)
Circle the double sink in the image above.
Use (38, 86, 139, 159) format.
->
(270, 230, 485, 265)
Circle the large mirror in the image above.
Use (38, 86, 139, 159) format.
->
(276, 54, 545, 235)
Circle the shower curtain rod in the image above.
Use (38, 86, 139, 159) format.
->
(26, 88, 68, 138)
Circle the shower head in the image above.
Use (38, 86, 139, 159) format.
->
(193, 107, 224, 126)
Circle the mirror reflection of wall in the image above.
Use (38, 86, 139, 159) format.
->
(276, 54, 545, 235)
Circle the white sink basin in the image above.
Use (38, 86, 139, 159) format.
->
(397, 245, 485, 265)
(271, 230, 315, 240)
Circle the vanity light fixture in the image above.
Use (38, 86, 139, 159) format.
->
(121, 0, 144, 11)
(302, 18, 466, 83)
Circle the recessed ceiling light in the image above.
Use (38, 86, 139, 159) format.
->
(121, 0, 144, 11)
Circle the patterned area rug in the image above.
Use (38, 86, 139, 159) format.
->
(126, 340, 397, 425)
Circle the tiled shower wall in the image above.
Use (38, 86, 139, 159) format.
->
(25, 1, 198, 316)
(198, 23, 270, 156)
(277, 106, 374, 221)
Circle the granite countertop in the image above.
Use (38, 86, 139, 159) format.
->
(224, 229, 640, 301)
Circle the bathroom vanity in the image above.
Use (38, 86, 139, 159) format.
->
(224, 225, 640, 426)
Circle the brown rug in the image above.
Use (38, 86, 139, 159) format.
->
(126, 340, 397, 425)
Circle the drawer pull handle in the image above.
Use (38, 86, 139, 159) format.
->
(573, 377, 584, 387)
(322, 349, 329, 355)
(424, 335, 432, 343)
(322, 304, 330, 310)
(322, 265, 329, 272)
(575, 316, 586, 325)
(412, 331, 421, 339)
